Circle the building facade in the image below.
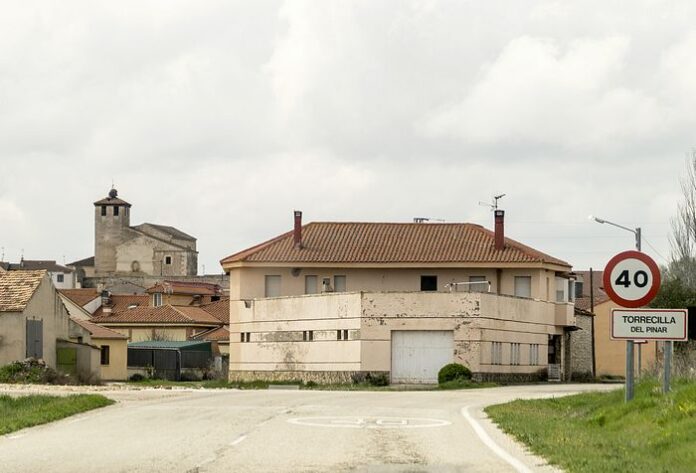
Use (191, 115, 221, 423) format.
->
(92, 188, 198, 278)
(221, 210, 581, 383)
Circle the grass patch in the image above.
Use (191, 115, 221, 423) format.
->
(485, 379, 696, 473)
(0, 394, 114, 435)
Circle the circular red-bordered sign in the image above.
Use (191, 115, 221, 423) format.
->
(603, 250, 661, 308)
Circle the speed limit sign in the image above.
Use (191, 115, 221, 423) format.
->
(603, 250, 661, 308)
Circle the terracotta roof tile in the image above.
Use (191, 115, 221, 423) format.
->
(199, 299, 229, 323)
(193, 325, 230, 342)
(71, 317, 128, 339)
(91, 305, 222, 325)
(92, 294, 149, 317)
(221, 222, 570, 267)
(59, 288, 100, 307)
(0, 270, 46, 312)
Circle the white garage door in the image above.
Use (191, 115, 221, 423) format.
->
(391, 331, 454, 384)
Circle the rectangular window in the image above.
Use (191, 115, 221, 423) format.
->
(529, 344, 539, 365)
(337, 329, 349, 341)
(510, 343, 521, 366)
(100, 345, 110, 365)
(56, 274, 64, 283)
(113, 206, 119, 217)
(164, 255, 172, 265)
(514, 276, 532, 298)
(101, 206, 107, 216)
(575, 281, 584, 298)
(420, 275, 438, 291)
(246, 332, 251, 343)
(469, 276, 488, 292)
(305, 275, 318, 294)
(153, 293, 162, 307)
(334, 275, 347, 292)
(303, 330, 314, 342)
(265, 275, 281, 297)
(491, 342, 503, 365)
(240, 332, 245, 342)
(555, 277, 567, 302)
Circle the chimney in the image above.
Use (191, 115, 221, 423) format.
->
(293, 210, 303, 249)
(494, 210, 505, 250)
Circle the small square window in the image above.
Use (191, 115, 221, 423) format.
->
(164, 256, 172, 265)
(420, 275, 437, 291)
(56, 274, 64, 283)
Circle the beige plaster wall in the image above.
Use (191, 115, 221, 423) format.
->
(94, 338, 128, 381)
(593, 300, 659, 377)
(230, 266, 564, 302)
(0, 312, 24, 366)
(230, 291, 566, 378)
(105, 326, 189, 342)
(21, 277, 70, 368)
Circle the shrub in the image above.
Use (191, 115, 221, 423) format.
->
(129, 373, 145, 382)
(366, 373, 389, 386)
(0, 359, 73, 385)
(438, 363, 472, 384)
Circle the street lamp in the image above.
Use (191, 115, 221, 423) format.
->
(589, 215, 641, 251)
(589, 215, 643, 391)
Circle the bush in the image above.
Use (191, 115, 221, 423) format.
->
(351, 372, 389, 386)
(129, 373, 145, 382)
(438, 363, 472, 384)
(0, 359, 73, 385)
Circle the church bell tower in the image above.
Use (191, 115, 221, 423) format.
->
(94, 188, 131, 275)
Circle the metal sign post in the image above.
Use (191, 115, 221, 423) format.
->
(611, 308, 688, 398)
(604, 251, 662, 402)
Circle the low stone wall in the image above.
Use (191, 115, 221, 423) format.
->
(229, 370, 390, 385)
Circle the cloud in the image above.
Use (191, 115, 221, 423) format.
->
(421, 35, 674, 150)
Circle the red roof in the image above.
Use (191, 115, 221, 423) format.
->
(90, 305, 222, 325)
(92, 294, 149, 317)
(59, 288, 100, 307)
(199, 299, 229, 323)
(71, 317, 128, 340)
(194, 325, 230, 342)
(221, 222, 570, 267)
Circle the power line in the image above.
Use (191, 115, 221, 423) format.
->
(642, 236, 670, 263)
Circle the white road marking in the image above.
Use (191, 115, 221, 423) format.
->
(461, 406, 533, 473)
(229, 435, 247, 446)
(288, 416, 451, 429)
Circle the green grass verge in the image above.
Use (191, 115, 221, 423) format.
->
(485, 380, 696, 473)
(0, 394, 114, 435)
(127, 378, 497, 391)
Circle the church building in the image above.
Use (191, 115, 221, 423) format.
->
(90, 188, 198, 277)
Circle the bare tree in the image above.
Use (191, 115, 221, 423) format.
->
(669, 150, 696, 288)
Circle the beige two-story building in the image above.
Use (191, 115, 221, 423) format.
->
(221, 211, 582, 384)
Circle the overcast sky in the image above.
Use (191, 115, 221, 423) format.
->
(1, 1, 694, 274)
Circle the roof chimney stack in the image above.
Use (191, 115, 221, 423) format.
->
(494, 210, 505, 250)
(293, 210, 303, 249)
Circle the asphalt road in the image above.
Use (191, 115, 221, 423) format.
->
(0, 383, 618, 473)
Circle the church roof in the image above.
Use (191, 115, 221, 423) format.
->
(138, 223, 196, 241)
(94, 188, 131, 207)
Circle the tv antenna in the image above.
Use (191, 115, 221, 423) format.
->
(478, 194, 506, 211)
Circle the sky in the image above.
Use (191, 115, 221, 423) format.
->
(1, 0, 694, 274)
